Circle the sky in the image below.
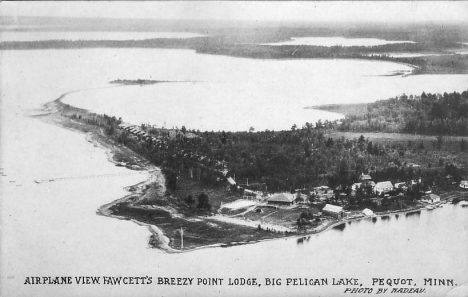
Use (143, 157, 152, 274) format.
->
(2, 1, 468, 24)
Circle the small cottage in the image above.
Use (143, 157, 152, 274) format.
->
(394, 182, 408, 190)
(460, 180, 468, 189)
(421, 194, 440, 204)
(351, 183, 362, 191)
(227, 177, 236, 186)
(359, 173, 372, 182)
(322, 204, 345, 219)
(362, 208, 374, 216)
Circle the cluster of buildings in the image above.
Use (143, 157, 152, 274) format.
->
(310, 174, 398, 203)
(118, 123, 163, 146)
(119, 123, 228, 172)
(227, 170, 460, 221)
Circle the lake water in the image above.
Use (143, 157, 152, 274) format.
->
(0, 31, 204, 42)
(264, 37, 415, 47)
(1, 43, 468, 297)
(57, 48, 468, 131)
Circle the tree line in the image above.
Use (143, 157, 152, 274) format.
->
(338, 90, 468, 136)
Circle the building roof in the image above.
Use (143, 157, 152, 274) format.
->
(362, 208, 374, 216)
(313, 186, 330, 191)
(268, 193, 295, 203)
(394, 182, 407, 188)
(322, 204, 343, 213)
(375, 181, 393, 189)
(227, 177, 236, 185)
(360, 174, 372, 181)
(422, 194, 440, 200)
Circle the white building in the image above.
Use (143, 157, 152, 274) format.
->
(227, 177, 236, 186)
(362, 208, 374, 216)
(374, 181, 394, 195)
(460, 180, 468, 189)
(322, 204, 345, 219)
(421, 194, 440, 204)
(351, 183, 362, 191)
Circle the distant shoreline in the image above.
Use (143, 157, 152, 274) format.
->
(2, 38, 468, 75)
(110, 79, 199, 86)
(305, 103, 368, 118)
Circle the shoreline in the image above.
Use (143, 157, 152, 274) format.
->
(33, 97, 290, 252)
(33, 93, 462, 253)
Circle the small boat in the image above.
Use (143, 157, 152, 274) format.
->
(34, 180, 41, 184)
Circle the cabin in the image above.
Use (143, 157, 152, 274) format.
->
(407, 163, 421, 168)
(421, 194, 440, 204)
(460, 180, 468, 189)
(374, 181, 394, 195)
(322, 204, 345, 219)
(118, 123, 131, 130)
(359, 174, 372, 182)
(267, 193, 295, 206)
(362, 208, 374, 216)
(227, 177, 236, 186)
(394, 182, 408, 190)
(351, 183, 362, 191)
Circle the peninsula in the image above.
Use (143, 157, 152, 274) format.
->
(34, 87, 468, 252)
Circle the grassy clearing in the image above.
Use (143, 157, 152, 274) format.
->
(242, 205, 321, 229)
(110, 203, 285, 250)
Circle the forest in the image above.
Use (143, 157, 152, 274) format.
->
(101, 115, 462, 197)
(338, 90, 468, 136)
(60, 84, 468, 205)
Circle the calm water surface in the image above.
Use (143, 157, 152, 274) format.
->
(53, 49, 468, 131)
